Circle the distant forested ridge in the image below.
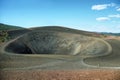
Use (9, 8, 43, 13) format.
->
(101, 32, 120, 36)
(0, 23, 23, 31)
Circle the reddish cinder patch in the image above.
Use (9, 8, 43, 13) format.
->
(0, 69, 120, 80)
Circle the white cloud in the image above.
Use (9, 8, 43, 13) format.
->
(92, 4, 108, 10)
(96, 14, 120, 22)
(117, 8, 120, 11)
(108, 14, 120, 18)
(91, 3, 116, 10)
(96, 17, 110, 21)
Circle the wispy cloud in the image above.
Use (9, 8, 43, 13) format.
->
(117, 8, 120, 11)
(92, 4, 108, 10)
(96, 14, 120, 22)
(96, 17, 110, 21)
(91, 3, 116, 10)
(108, 14, 120, 18)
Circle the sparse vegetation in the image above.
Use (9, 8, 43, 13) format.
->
(0, 30, 8, 43)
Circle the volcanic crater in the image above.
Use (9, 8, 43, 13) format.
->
(4, 30, 110, 57)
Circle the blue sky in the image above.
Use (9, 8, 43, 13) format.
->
(0, 0, 120, 32)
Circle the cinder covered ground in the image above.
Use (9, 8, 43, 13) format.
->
(1, 70, 120, 80)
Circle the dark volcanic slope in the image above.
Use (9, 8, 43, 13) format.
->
(30, 26, 100, 37)
(7, 29, 31, 39)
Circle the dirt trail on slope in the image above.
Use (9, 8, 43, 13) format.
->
(84, 39, 120, 67)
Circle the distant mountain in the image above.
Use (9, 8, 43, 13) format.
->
(101, 32, 120, 36)
(0, 23, 23, 31)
